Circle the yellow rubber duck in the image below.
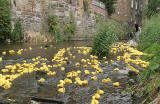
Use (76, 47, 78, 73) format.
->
(2, 51, 6, 55)
(102, 78, 111, 84)
(103, 56, 107, 59)
(60, 67, 65, 71)
(84, 70, 90, 75)
(64, 78, 72, 84)
(76, 62, 80, 67)
(93, 93, 101, 100)
(97, 89, 104, 95)
(38, 78, 45, 83)
(113, 82, 120, 87)
(82, 80, 88, 85)
(9, 50, 15, 54)
(17, 50, 22, 55)
(76, 80, 83, 86)
(91, 72, 97, 75)
(77, 70, 81, 74)
(0, 57, 2, 62)
(114, 68, 119, 71)
(58, 88, 65, 93)
(110, 60, 114, 63)
(29, 47, 32, 50)
(104, 61, 108, 64)
(57, 83, 64, 88)
(91, 76, 97, 80)
(91, 99, 99, 104)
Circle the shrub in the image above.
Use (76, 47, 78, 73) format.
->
(92, 20, 118, 57)
(63, 12, 76, 40)
(48, 15, 63, 42)
(11, 20, 23, 42)
(0, 0, 11, 40)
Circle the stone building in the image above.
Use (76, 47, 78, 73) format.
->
(10, 0, 147, 40)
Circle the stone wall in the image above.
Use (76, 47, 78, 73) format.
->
(11, 0, 135, 40)
(113, 0, 131, 22)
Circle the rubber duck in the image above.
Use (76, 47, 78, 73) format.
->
(102, 78, 111, 84)
(57, 83, 64, 88)
(64, 78, 72, 84)
(91, 99, 99, 104)
(93, 93, 101, 100)
(58, 88, 65, 93)
(9, 50, 15, 54)
(38, 78, 45, 83)
(84, 70, 90, 75)
(2, 51, 6, 55)
(97, 89, 104, 95)
(113, 82, 120, 87)
(104, 61, 108, 64)
(60, 67, 65, 71)
(82, 80, 88, 85)
(76, 62, 80, 67)
(91, 76, 97, 80)
(0, 57, 2, 62)
(114, 68, 119, 71)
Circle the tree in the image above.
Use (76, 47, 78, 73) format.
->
(0, 0, 11, 40)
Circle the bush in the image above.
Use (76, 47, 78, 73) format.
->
(92, 20, 118, 57)
(63, 12, 76, 40)
(0, 0, 11, 40)
(11, 20, 23, 42)
(48, 15, 63, 42)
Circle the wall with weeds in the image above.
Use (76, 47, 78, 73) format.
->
(63, 12, 76, 40)
(48, 15, 63, 42)
(11, 20, 23, 42)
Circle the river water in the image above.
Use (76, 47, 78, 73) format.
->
(0, 41, 132, 104)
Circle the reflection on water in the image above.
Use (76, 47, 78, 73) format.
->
(0, 41, 91, 60)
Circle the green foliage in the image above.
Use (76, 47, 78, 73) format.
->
(48, 15, 63, 42)
(92, 20, 118, 57)
(83, 0, 89, 12)
(145, 0, 160, 18)
(140, 43, 160, 81)
(138, 15, 160, 51)
(64, 12, 76, 40)
(138, 15, 160, 81)
(136, 15, 160, 102)
(99, 0, 117, 15)
(0, 0, 11, 40)
(11, 20, 23, 42)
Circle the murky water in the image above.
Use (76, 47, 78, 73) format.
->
(0, 41, 132, 104)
